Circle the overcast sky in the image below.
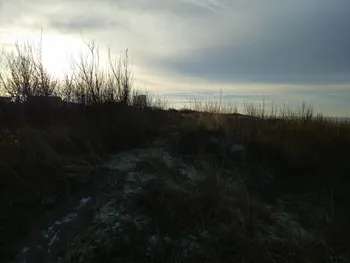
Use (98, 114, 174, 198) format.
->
(1, 0, 350, 116)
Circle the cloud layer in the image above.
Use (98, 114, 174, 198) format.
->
(1, 0, 350, 116)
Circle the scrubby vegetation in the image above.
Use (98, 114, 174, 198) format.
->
(1, 40, 350, 262)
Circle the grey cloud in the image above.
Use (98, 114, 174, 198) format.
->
(144, 1, 350, 84)
(151, 42, 350, 84)
(48, 15, 125, 32)
(45, 0, 223, 35)
(108, 0, 227, 14)
(1, 0, 350, 87)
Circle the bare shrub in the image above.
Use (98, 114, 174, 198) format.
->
(60, 41, 133, 106)
(0, 40, 58, 102)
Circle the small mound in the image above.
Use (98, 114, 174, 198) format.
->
(65, 142, 327, 263)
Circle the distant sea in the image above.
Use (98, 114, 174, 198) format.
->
(323, 117, 350, 124)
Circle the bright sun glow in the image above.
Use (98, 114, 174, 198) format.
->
(40, 35, 87, 80)
(2, 29, 90, 80)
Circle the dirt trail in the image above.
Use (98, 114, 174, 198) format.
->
(12, 141, 166, 263)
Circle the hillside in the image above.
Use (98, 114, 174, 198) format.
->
(0, 103, 349, 263)
(1, 41, 350, 262)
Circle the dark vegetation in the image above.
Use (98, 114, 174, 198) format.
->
(1, 41, 350, 262)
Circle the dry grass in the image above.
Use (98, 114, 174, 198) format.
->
(0, 40, 172, 261)
(65, 141, 347, 263)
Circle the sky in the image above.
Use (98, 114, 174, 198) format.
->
(0, 0, 350, 116)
